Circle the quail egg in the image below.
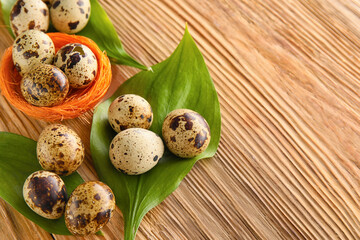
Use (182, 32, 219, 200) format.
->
(109, 128, 164, 175)
(21, 64, 69, 107)
(162, 109, 211, 158)
(54, 43, 98, 88)
(12, 30, 55, 76)
(65, 181, 115, 236)
(23, 170, 67, 219)
(10, 0, 49, 37)
(50, 0, 91, 34)
(108, 94, 153, 133)
(37, 124, 85, 176)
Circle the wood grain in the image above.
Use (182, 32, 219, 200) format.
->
(1, 0, 360, 239)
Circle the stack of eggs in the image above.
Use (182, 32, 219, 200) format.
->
(107, 94, 211, 175)
(23, 124, 116, 236)
(10, 0, 97, 107)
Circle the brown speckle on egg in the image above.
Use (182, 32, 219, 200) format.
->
(37, 124, 85, 176)
(52, 0, 60, 8)
(42, 0, 53, 6)
(108, 94, 153, 133)
(162, 109, 211, 158)
(21, 64, 69, 107)
(40, 8, 48, 16)
(23, 50, 39, 59)
(28, 20, 35, 29)
(23, 170, 67, 219)
(65, 181, 115, 236)
(68, 21, 80, 30)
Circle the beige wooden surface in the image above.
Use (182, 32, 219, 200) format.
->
(1, 0, 360, 239)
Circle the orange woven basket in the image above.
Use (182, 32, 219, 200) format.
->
(0, 32, 112, 122)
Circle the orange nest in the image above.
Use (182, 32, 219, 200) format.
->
(0, 32, 112, 122)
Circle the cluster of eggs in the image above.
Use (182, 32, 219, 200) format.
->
(107, 94, 211, 175)
(10, 0, 91, 36)
(10, 0, 97, 107)
(23, 124, 115, 236)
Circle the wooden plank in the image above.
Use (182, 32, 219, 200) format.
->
(1, 0, 360, 239)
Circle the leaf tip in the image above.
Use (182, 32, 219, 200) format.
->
(184, 22, 190, 34)
(183, 23, 194, 42)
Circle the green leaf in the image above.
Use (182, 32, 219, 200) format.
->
(0, 0, 13, 36)
(0, 0, 148, 70)
(0, 132, 84, 235)
(79, 0, 148, 70)
(90, 26, 221, 240)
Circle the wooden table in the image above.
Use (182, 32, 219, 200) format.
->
(1, 0, 360, 239)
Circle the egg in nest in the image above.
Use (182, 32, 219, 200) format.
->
(54, 43, 98, 88)
(12, 30, 55, 76)
(20, 64, 69, 107)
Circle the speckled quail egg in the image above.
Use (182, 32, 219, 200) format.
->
(53, 43, 98, 88)
(50, 0, 91, 34)
(21, 64, 69, 107)
(23, 170, 67, 219)
(108, 94, 153, 133)
(65, 181, 115, 236)
(162, 109, 211, 158)
(109, 128, 164, 175)
(12, 30, 55, 76)
(37, 124, 85, 176)
(10, 0, 50, 37)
